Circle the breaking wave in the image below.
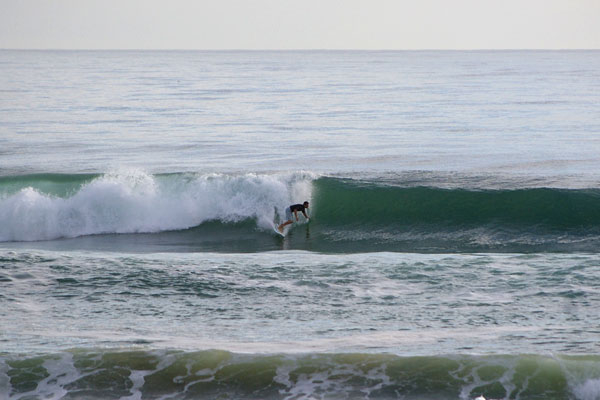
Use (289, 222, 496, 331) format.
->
(2, 350, 600, 400)
(0, 170, 313, 242)
(1, 172, 599, 252)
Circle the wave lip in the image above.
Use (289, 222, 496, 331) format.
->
(1, 350, 599, 400)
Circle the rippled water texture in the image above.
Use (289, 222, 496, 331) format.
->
(2, 50, 600, 399)
(1, 50, 599, 181)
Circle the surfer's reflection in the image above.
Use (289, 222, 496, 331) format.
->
(281, 235, 291, 251)
(275, 223, 310, 251)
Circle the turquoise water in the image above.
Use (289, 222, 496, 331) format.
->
(1, 50, 600, 399)
(1, 173, 600, 253)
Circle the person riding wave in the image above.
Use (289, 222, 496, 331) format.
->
(278, 201, 309, 233)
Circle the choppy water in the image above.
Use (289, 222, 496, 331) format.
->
(1, 50, 600, 399)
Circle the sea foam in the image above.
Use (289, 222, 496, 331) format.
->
(0, 170, 314, 242)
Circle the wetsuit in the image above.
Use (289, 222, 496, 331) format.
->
(286, 204, 306, 220)
(290, 204, 305, 213)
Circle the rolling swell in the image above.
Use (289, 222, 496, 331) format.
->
(308, 178, 600, 253)
(1, 350, 599, 400)
(1, 173, 599, 252)
(314, 177, 600, 230)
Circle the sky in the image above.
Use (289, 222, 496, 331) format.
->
(1, 0, 599, 50)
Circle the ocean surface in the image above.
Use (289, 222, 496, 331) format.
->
(1, 50, 600, 399)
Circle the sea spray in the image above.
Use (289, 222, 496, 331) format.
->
(0, 171, 315, 242)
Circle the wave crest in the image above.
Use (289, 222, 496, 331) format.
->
(0, 170, 315, 242)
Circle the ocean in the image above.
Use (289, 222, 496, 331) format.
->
(1, 50, 600, 399)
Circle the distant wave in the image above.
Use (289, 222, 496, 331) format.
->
(1, 172, 599, 252)
(1, 350, 599, 400)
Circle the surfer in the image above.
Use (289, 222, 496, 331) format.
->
(278, 202, 310, 233)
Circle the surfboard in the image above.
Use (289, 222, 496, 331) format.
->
(272, 223, 285, 237)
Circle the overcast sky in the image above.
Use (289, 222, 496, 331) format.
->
(1, 0, 599, 49)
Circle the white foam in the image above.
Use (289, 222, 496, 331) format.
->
(274, 359, 391, 400)
(558, 355, 600, 400)
(15, 353, 82, 400)
(573, 378, 600, 400)
(0, 170, 315, 242)
(120, 369, 154, 400)
(0, 359, 9, 400)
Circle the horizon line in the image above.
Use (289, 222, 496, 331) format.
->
(2, 48, 599, 52)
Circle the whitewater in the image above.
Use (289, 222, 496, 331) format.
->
(1, 50, 600, 399)
(0, 171, 314, 242)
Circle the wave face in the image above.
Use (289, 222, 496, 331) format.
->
(310, 177, 600, 253)
(1, 350, 599, 400)
(314, 177, 600, 230)
(1, 172, 599, 253)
